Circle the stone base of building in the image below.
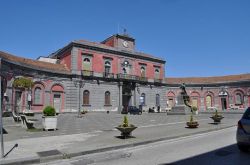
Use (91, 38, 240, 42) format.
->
(167, 105, 191, 115)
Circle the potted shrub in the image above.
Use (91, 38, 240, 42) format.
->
(115, 116, 137, 138)
(210, 109, 224, 123)
(42, 106, 57, 131)
(186, 114, 199, 128)
(81, 109, 88, 114)
(186, 106, 199, 128)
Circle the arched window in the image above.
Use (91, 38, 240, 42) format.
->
(84, 58, 90, 62)
(105, 91, 111, 105)
(104, 61, 111, 77)
(206, 95, 212, 108)
(34, 87, 42, 104)
(155, 69, 160, 79)
(140, 66, 145, 77)
(235, 93, 243, 105)
(122, 60, 130, 74)
(83, 90, 90, 105)
(156, 94, 160, 106)
(140, 93, 146, 105)
(122, 68, 127, 74)
(105, 61, 111, 72)
(83, 57, 91, 71)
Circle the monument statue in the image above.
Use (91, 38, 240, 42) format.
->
(168, 83, 195, 115)
(180, 83, 193, 113)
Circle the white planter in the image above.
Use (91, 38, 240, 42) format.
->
(42, 116, 57, 130)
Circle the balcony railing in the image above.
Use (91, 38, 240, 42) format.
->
(138, 77, 148, 82)
(103, 72, 114, 79)
(154, 78, 162, 83)
(80, 71, 152, 83)
(82, 70, 94, 77)
(117, 73, 139, 81)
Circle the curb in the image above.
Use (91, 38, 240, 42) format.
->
(0, 156, 40, 165)
(0, 124, 236, 165)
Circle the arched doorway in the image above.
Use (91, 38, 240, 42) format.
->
(204, 92, 214, 110)
(51, 84, 64, 113)
(167, 91, 175, 109)
(191, 92, 200, 110)
(122, 87, 132, 112)
(219, 89, 229, 110)
(122, 82, 135, 112)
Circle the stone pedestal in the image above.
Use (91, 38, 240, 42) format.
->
(167, 94, 191, 115)
(167, 105, 191, 115)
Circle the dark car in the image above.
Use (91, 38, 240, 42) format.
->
(128, 106, 142, 115)
(236, 107, 250, 152)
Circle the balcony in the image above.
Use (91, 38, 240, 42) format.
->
(117, 73, 139, 81)
(138, 77, 148, 82)
(154, 78, 162, 83)
(103, 72, 115, 79)
(81, 70, 94, 77)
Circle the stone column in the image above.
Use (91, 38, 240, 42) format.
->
(45, 90, 51, 106)
(200, 97, 205, 112)
(134, 85, 136, 106)
(118, 82, 123, 113)
(244, 96, 248, 108)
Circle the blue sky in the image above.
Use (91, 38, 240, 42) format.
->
(0, 0, 249, 77)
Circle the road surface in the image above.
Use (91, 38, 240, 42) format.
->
(38, 126, 250, 165)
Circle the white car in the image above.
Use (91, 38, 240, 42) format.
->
(236, 107, 250, 152)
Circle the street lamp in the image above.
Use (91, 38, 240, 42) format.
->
(73, 79, 85, 118)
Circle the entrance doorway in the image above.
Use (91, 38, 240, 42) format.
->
(53, 93, 61, 113)
(221, 97, 227, 110)
(122, 86, 132, 112)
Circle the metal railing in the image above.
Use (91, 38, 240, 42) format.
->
(81, 70, 94, 77)
(103, 72, 115, 78)
(80, 71, 152, 83)
(138, 77, 148, 82)
(117, 74, 139, 81)
(154, 78, 162, 83)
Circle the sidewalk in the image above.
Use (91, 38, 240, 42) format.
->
(0, 114, 240, 165)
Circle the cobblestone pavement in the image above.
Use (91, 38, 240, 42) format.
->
(3, 112, 243, 141)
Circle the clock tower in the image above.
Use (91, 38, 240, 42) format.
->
(101, 33, 135, 51)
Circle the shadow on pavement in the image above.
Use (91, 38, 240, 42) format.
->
(160, 144, 250, 165)
(115, 136, 136, 139)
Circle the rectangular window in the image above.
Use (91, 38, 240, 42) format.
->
(105, 91, 111, 105)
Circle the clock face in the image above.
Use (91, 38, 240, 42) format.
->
(123, 41, 128, 48)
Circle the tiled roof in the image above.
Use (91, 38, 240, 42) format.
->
(166, 73, 250, 84)
(0, 51, 70, 74)
(73, 40, 165, 62)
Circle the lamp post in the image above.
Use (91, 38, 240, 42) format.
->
(0, 58, 4, 158)
(74, 79, 85, 118)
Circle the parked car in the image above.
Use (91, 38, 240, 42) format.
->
(148, 107, 155, 113)
(236, 107, 250, 152)
(128, 106, 142, 115)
